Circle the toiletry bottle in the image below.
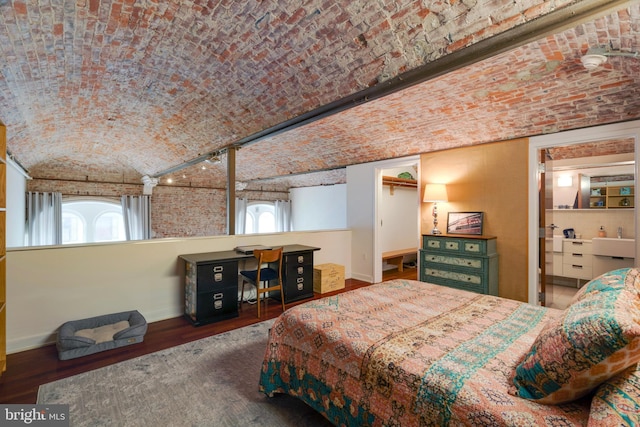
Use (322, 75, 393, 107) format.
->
(598, 226, 606, 237)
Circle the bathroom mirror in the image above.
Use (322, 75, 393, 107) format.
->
(549, 139, 635, 210)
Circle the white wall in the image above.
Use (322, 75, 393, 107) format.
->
(6, 157, 28, 247)
(347, 164, 376, 283)
(6, 229, 352, 353)
(290, 184, 347, 231)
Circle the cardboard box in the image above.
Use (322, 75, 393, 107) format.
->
(313, 263, 345, 294)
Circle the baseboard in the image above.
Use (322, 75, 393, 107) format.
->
(7, 306, 183, 355)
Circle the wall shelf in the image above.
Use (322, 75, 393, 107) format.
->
(590, 185, 634, 209)
(382, 176, 417, 195)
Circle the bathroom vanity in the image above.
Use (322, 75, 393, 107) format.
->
(547, 236, 635, 284)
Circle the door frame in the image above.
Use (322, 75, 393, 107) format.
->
(374, 156, 420, 283)
(527, 120, 640, 305)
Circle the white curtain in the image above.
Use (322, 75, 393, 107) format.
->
(25, 192, 63, 246)
(121, 195, 151, 240)
(274, 199, 291, 232)
(235, 197, 247, 234)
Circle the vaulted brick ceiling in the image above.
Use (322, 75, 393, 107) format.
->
(1, 1, 638, 192)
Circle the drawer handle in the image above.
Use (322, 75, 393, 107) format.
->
(213, 292, 223, 299)
(571, 265, 583, 269)
(571, 242, 583, 246)
(213, 266, 224, 272)
(297, 256, 304, 263)
(214, 273, 223, 282)
(571, 253, 583, 257)
(297, 277, 304, 283)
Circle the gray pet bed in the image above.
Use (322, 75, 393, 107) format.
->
(56, 310, 148, 360)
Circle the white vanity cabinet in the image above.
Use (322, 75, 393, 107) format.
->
(562, 240, 593, 280)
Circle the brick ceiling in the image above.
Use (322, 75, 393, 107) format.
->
(1, 1, 639, 192)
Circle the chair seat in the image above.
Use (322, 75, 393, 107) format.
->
(240, 267, 278, 283)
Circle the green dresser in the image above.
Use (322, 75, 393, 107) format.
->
(420, 234, 498, 295)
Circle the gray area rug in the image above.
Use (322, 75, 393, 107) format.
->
(38, 320, 333, 427)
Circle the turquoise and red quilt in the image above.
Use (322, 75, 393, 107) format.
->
(259, 279, 591, 426)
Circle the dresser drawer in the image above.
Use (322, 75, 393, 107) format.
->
(422, 267, 486, 294)
(423, 236, 489, 255)
(422, 252, 485, 272)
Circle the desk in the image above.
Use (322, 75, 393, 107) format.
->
(179, 245, 319, 326)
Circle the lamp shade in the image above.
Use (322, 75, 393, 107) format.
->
(423, 183, 448, 202)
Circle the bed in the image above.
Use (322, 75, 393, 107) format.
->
(259, 269, 640, 426)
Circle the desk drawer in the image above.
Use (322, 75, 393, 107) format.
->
(280, 252, 314, 303)
(197, 261, 238, 292)
(285, 252, 313, 266)
(188, 286, 238, 323)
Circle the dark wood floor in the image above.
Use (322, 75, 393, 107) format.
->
(0, 267, 417, 403)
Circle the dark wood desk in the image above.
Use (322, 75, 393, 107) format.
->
(179, 245, 320, 326)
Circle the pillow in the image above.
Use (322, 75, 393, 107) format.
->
(75, 320, 131, 344)
(569, 268, 634, 305)
(509, 268, 640, 404)
(588, 363, 640, 426)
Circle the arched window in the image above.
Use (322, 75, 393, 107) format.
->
(62, 199, 126, 244)
(245, 203, 276, 234)
(94, 211, 126, 242)
(62, 211, 85, 244)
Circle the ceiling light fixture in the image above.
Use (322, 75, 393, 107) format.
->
(581, 47, 639, 70)
(204, 154, 222, 165)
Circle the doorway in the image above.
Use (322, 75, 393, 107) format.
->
(374, 157, 420, 283)
(528, 121, 640, 306)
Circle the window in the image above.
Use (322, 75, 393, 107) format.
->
(62, 211, 85, 244)
(245, 203, 275, 234)
(62, 199, 126, 244)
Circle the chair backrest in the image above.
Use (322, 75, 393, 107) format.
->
(254, 247, 283, 272)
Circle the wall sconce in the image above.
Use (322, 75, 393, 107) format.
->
(557, 175, 573, 187)
(423, 183, 448, 235)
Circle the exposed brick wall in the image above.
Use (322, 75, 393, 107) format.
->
(150, 185, 227, 238)
(27, 178, 288, 238)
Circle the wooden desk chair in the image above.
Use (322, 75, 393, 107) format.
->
(240, 247, 285, 318)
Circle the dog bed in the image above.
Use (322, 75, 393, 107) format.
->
(56, 310, 148, 360)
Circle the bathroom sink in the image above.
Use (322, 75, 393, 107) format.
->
(592, 237, 636, 258)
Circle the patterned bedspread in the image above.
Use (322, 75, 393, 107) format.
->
(259, 279, 591, 426)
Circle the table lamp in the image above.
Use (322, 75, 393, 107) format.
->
(423, 183, 448, 234)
